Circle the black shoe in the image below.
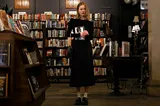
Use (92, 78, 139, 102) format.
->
(74, 97, 82, 105)
(81, 97, 88, 105)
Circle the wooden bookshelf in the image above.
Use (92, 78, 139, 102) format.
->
(0, 31, 50, 106)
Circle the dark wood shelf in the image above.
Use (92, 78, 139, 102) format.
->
(46, 56, 70, 58)
(35, 38, 43, 41)
(93, 27, 104, 30)
(93, 36, 107, 38)
(29, 20, 46, 22)
(32, 85, 50, 100)
(46, 37, 67, 39)
(0, 66, 11, 69)
(46, 27, 66, 30)
(93, 56, 104, 59)
(94, 65, 105, 67)
(30, 29, 43, 31)
(0, 97, 11, 99)
(45, 46, 68, 49)
(48, 76, 70, 79)
(46, 65, 70, 68)
(24, 63, 44, 69)
(0, 31, 49, 106)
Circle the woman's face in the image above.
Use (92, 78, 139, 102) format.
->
(78, 5, 86, 18)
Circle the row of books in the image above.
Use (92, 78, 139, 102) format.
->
(46, 49, 69, 57)
(12, 13, 112, 21)
(46, 67, 107, 77)
(94, 67, 107, 76)
(93, 20, 106, 28)
(47, 30, 66, 38)
(46, 58, 70, 67)
(93, 29, 105, 37)
(91, 38, 106, 47)
(31, 31, 43, 39)
(0, 10, 31, 38)
(93, 59, 102, 66)
(46, 68, 71, 77)
(28, 21, 44, 29)
(45, 39, 68, 47)
(92, 41, 130, 57)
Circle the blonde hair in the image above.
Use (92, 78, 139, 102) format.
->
(76, 2, 90, 20)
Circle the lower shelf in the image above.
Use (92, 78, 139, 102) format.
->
(31, 85, 50, 100)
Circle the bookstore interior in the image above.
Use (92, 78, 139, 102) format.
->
(0, 0, 149, 106)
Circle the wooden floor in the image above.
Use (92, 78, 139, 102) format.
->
(41, 83, 160, 106)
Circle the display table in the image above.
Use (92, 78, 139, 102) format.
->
(103, 56, 142, 96)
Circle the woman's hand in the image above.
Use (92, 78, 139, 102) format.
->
(80, 30, 89, 38)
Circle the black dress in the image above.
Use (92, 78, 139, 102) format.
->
(67, 18, 95, 87)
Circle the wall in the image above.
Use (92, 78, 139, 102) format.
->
(1, 0, 120, 37)
(2, 0, 35, 13)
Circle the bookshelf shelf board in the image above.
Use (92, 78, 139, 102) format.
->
(45, 47, 68, 49)
(46, 56, 70, 58)
(93, 56, 104, 59)
(0, 97, 11, 99)
(0, 66, 11, 69)
(35, 38, 43, 41)
(93, 27, 104, 30)
(93, 36, 107, 38)
(46, 66, 70, 68)
(24, 63, 44, 69)
(46, 37, 67, 39)
(48, 76, 70, 79)
(95, 75, 107, 79)
(93, 65, 105, 67)
(48, 76, 107, 79)
(32, 85, 50, 100)
(30, 29, 43, 31)
(46, 27, 66, 30)
(29, 20, 46, 22)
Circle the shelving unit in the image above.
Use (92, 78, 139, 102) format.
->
(91, 13, 113, 82)
(43, 24, 71, 83)
(0, 31, 49, 106)
(12, 13, 114, 83)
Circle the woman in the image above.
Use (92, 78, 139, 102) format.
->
(67, 1, 95, 105)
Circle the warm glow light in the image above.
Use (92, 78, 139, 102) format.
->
(66, 0, 80, 9)
(15, 0, 30, 9)
(74, 0, 79, 5)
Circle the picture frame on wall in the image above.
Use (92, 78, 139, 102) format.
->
(66, 0, 80, 9)
(14, 0, 30, 9)
(140, 0, 148, 10)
